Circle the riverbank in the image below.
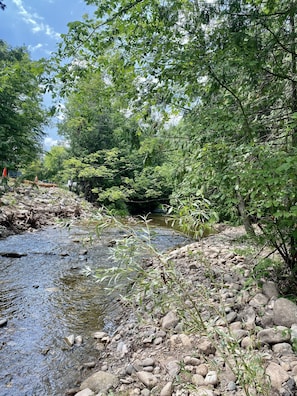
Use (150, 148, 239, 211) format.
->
(0, 184, 95, 238)
(69, 228, 297, 396)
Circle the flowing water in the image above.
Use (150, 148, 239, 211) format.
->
(0, 219, 189, 396)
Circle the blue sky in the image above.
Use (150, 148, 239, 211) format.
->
(1, 0, 94, 150)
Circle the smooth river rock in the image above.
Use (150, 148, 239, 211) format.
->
(79, 371, 119, 393)
(136, 371, 158, 389)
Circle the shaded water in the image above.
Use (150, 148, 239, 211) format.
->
(0, 220, 189, 396)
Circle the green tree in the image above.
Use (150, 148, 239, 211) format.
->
(43, 145, 69, 182)
(54, 0, 297, 272)
(57, 70, 139, 157)
(56, 67, 173, 212)
(0, 41, 47, 170)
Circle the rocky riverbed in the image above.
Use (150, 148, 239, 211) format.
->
(1, 185, 297, 396)
(68, 228, 297, 396)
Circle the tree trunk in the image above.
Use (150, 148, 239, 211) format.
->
(290, 13, 297, 147)
(236, 190, 255, 236)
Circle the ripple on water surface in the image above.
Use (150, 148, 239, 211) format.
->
(0, 221, 190, 395)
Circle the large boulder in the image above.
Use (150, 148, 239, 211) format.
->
(273, 298, 297, 327)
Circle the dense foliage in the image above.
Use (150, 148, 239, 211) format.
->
(0, 41, 46, 171)
(52, 0, 297, 275)
(56, 70, 173, 213)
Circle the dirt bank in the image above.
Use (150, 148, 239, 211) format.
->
(0, 184, 95, 238)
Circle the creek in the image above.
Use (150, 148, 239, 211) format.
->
(0, 218, 189, 396)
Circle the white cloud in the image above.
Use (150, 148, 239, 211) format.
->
(28, 43, 43, 52)
(44, 137, 59, 149)
(44, 137, 69, 151)
(12, 0, 60, 40)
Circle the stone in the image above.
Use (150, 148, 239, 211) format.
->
(249, 293, 269, 307)
(272, 343, 293, 354)
(227, 381, 237, 391)
(156, 329, 167, 338)
(80, 371, 119, 393)
(261, 312, 274, 328)
(64, 334, 75, 347)
(266, 362, 290, 391)
(241, 336, 254, 348)
(130, 389, 141, 396)
(239, 306, 256, 330)
(226, 311, 237, 324)
(258, 326, 290, 344)
(141, 389, 150, 396)
(273, 298, 297, 327)
(141, 357, 155, 367)
(126, 364, 135, 375)
(184, 356, 201, 366)
(283, 378, 297, 394)
(132, 360, 142, 372)
(136, 371, 158, 389)
(192, 374, 205, 386)
(74, 389, 94, 396)
(0, 318, 8, 327)
(75, 335, 83, 346)
(166, 360, 180, 377)
(231, 329, 249, 341)
(94, 342, 105, 351)
(196, 364, 208, 376)
(175, 322, 184, 333)
(170, 334, 192, 349)
(222, 363, 237, 383)
(204, 371, 218, 386)
(160, 381, 173, 396)
(230, 321, 242, 330)
(262, 281, 279, 299)
(153, 336, 163, 345)
(161, 311, 179, 330)
(93, 331, 108, 340)
(117, 341, 128, 357)
(197, 338, 216, 355)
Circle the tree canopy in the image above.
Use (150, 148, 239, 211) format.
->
(52, 0, 297, 276)
(56, 69, 173, 213)
(0, 41, 47, 170)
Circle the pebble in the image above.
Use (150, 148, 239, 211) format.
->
(64, 334, 75, 347)
(66, 226, 297, 396)
(227, 381, 237, 391)
(0, 318, 8, 327)
(160, 381, 173, 396)
(136, 371, 158, 388)
(204, 371, 218, 385)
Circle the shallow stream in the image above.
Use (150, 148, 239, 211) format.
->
(0, 219, 189, 396)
